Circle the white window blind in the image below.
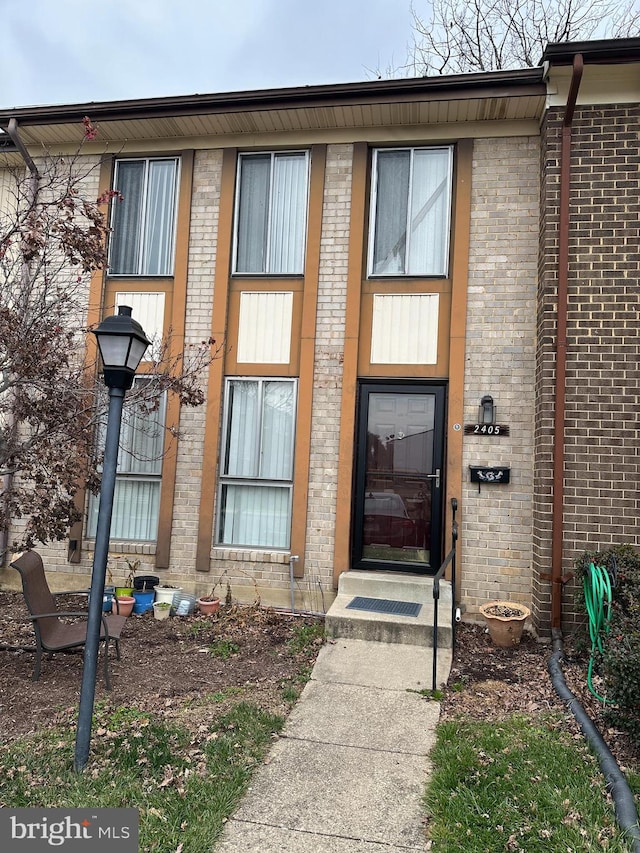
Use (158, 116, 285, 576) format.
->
(87, 380, 166, 541)
(234, 152, 308, 275)
(369, 147, 453, 277)
(109, 158, 179, 276)
(218, 378, 296, 549)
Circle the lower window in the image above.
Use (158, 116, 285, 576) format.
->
(217, 378, 296, 549)
(87, 379, 166, 541)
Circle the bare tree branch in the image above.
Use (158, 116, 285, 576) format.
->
(406, 0, 640, 75)
(0, 122, 216, 551)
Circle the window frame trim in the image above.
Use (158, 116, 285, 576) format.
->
(108, 156, 181, 278)
(367, 145, 454, 279)
(231, 150, 310, 277)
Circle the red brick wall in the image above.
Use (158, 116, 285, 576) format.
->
(534, 104, 640, 634)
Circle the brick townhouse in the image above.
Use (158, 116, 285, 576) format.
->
(0, 37, 638, 634)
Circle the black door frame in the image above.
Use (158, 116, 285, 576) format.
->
(351, 379, 447, 574)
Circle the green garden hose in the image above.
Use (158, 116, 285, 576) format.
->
(583, 561, 613, 703)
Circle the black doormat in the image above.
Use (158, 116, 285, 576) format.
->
(346, 596, 422, 617)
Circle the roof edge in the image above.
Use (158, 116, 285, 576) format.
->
(542, 37, 640, 65)
(0, 67, 544, 128)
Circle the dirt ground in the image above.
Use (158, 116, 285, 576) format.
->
(0, 589, 636, 775)
(440, 620, 638, 774)
(0, 590, 324, 742)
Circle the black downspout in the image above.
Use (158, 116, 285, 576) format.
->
(549, 637, 640, 851)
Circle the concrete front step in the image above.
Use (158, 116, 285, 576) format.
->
(325, 570, 453, 648)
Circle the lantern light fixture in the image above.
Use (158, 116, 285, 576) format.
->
(92, 305, 151, 390)
(479, 395, 495, 425)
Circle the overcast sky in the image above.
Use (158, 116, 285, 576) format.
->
(1, 0, 414, 109)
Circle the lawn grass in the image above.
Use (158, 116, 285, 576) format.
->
(0, 701, 283, 851)
(425, 713, 639, 852)
(0, 615, 325, 851)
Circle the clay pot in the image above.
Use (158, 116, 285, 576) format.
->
(479, 600, 531, 648)
(115, 595, 135, 617)
(197, 597, 220, 616)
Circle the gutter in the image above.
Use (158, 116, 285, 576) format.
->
(550, 52, 582, 630)
(0, 67, 545, 128)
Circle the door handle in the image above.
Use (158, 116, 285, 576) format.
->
(425, 468, 441, 488)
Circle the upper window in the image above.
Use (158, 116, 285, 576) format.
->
(369, 147, 453, 277)
(217, 378, 297, 549)
(109, 158, 179, 276)
(233, 152, 309, 275)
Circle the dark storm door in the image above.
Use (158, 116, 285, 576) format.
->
(352, 382, 446, 574)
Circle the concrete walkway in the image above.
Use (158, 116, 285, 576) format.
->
(214, 638, 452, 852)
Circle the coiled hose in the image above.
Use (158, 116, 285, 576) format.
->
(584, 561, 613, 702)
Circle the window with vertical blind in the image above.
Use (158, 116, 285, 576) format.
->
(368, 147, 453, 277)
(233, 152, 309, 275)
(87, 379, 166, 541)
(109, 158, 179, 276)
(217, 378, 297, 549)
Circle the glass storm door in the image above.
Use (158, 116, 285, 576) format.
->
(352, 382, 446, 573)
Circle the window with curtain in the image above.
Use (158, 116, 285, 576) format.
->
(234, 152, 308, 275)
(369, 147, 453, 277)
(217, 378, 297, 549)
(109, 158, 179, 276)
(87, 379, 166, 541)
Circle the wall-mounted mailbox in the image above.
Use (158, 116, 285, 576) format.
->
(469, 466, 510, 489)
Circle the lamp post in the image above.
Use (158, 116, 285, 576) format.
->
(74, 305, 150, 772)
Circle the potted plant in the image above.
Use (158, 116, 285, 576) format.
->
(153, 601, 171, 621)
(197, 574, 231, 616)
(479, 600, 531, 648)
(114, 557, 139, 599)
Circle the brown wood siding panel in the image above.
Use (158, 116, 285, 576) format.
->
(447, 138, 473, 593)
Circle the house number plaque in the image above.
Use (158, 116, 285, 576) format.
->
(464, 424, 510, 436)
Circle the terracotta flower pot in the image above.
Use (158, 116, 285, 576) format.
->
(115, 595, 135, 617)
(197, 597, 220, 616)
(479, 600, 531, 648)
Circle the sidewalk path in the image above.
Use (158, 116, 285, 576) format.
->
(214, 638, 452, 852)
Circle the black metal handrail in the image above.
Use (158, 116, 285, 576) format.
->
(432, 497, 458, 691)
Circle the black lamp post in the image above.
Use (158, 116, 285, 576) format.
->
(74, 306, 150, 772)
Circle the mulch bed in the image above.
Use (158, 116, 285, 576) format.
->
(442, 621, 638, 774)
(0, 590, 323, 742)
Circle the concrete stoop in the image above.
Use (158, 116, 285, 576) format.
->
(325, 570, 453, 648)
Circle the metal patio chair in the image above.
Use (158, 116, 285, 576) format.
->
(9, 550, 126, 689)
